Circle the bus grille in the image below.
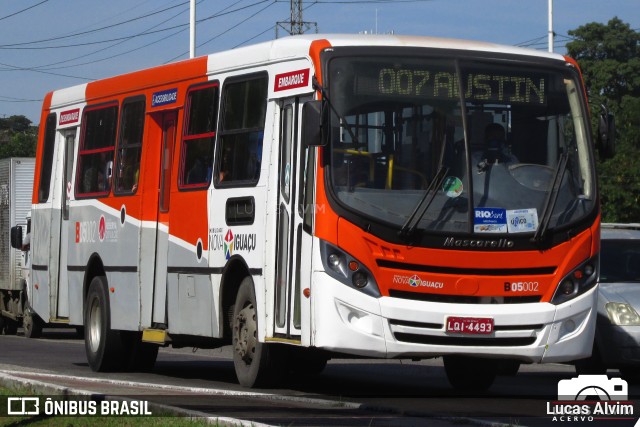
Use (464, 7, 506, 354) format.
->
(393, 333, 537, 347)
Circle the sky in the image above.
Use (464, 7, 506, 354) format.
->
(1, 0, 639, 125)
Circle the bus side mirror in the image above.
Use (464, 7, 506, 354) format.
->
(10, 226, 22, 249)
(598, 105, 616, 159)
(302, 100, 327, 147)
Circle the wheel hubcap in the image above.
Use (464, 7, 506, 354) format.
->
(88, 297, 102, 353)
(234, 303, 257, 364)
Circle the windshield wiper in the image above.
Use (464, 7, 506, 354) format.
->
(312, 77, 360, 145)
(399, 165, 449, 239)
(531, 152, 569, 243)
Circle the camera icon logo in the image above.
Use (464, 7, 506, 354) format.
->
(558, 375, 627, 401)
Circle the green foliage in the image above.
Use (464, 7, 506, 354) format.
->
(0, 114, 37, 159)
(567, 18, 640, 222)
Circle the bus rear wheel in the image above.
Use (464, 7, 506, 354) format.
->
(84, 276, 124, 372)
(232, 277, 285, 387)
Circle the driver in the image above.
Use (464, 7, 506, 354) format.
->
(476, 123, 518, 172)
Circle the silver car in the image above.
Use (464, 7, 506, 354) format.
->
(575, 223, 640, 379)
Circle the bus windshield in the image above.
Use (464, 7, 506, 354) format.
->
(326, 53, 595, 235)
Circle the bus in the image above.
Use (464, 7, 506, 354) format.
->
(22, 34, 613, 390)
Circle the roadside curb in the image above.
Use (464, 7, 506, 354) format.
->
(0, 371, 272, 426)
(0, 370, 513, 427)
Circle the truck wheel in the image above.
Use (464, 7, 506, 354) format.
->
(23, 306, 43, 338)
(232, 277, 285, 387)
(84, 276, 124, 372)
(443, 355, 497, 392)
(3, 318, 18, 335)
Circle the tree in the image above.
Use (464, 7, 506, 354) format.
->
(0, 115, 37, 159)
(567, 18, 640, 222)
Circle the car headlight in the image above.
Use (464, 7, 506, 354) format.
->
(551, 255, 598, 305)
(605, 302, 640, 326)
(320, 240, 380, 298)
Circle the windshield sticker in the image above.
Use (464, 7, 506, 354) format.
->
(507, 208, 539, 233)
(474, 208, 507, 233)
(442, 176, 463, 198)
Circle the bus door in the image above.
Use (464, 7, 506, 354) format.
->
(55, 129, 77, 318)
(152, 111, 177, 324)
(274, 97, 313, 341)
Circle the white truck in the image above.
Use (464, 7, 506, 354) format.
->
(0, 157, 37, 336)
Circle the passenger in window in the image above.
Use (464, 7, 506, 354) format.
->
(187, 156, 208, 184)
(132, 168, 140, 192)
(218, 145, 232, 183)
(476, 123, 518, 172)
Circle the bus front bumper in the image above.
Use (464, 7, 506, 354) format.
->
(312, 272, 596, 363)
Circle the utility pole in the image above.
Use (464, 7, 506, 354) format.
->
(276, 0, 317, 38)
(190, 0, 196, 58)
(548, 0, 554, 53)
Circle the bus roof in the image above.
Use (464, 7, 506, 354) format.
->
(46, 33, 567, 112)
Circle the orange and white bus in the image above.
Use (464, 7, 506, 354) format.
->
(26, 34, 609, 390)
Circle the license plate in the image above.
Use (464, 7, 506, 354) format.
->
(446, 316, 494, 335)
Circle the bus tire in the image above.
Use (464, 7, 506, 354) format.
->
(84, 276, 124, 372)
(443, 355, 497, 392)
(288, 349, 328, 376)
(23, 304, 43, 339)
(232, 277, 285, 387)
(121, 331, 159, 372)
(575, 344, 606, 375)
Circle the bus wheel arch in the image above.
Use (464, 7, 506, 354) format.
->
(82, 254, 106, 304)
(220, 256, 251, 342)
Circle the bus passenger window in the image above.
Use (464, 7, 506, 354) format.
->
(38, 114, 57, 202)
(115, 98, 145, 194)
(180, 83, 218, 189)
(215, 74, 267, 186)
(76, 104, 118, 197)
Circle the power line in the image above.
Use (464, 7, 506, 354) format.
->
(165, 1, 277, 63)
(0, 0, 48, 22)
(0, 2, 188, 48)
(0, 95, 42, 103)
(28, 1, 196, 71)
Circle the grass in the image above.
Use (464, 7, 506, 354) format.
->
(0, 384, 223, 426)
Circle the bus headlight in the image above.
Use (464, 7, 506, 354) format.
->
(320, 240, 380, 297)
(551, 255, 598, 305)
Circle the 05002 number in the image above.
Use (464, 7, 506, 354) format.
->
(505, 281, 539, 292)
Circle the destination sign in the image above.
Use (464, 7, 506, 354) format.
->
(351, 65, 547, 105)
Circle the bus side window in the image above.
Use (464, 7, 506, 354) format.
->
(215, 74, 268, 186)
(115, 97, 145, 194)
(180, 83, 218, 189)
(76, 104, 118, 197)
(37, 113, 57, 202)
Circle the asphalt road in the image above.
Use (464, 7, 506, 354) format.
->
(1, 329, 639, 426)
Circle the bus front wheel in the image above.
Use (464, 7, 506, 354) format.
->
(232, 277, 285, 387)
(443, 355, 497, 391)
(84, 276, 124, 372)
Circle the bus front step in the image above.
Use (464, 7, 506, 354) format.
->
(142, 328, 169, 344)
